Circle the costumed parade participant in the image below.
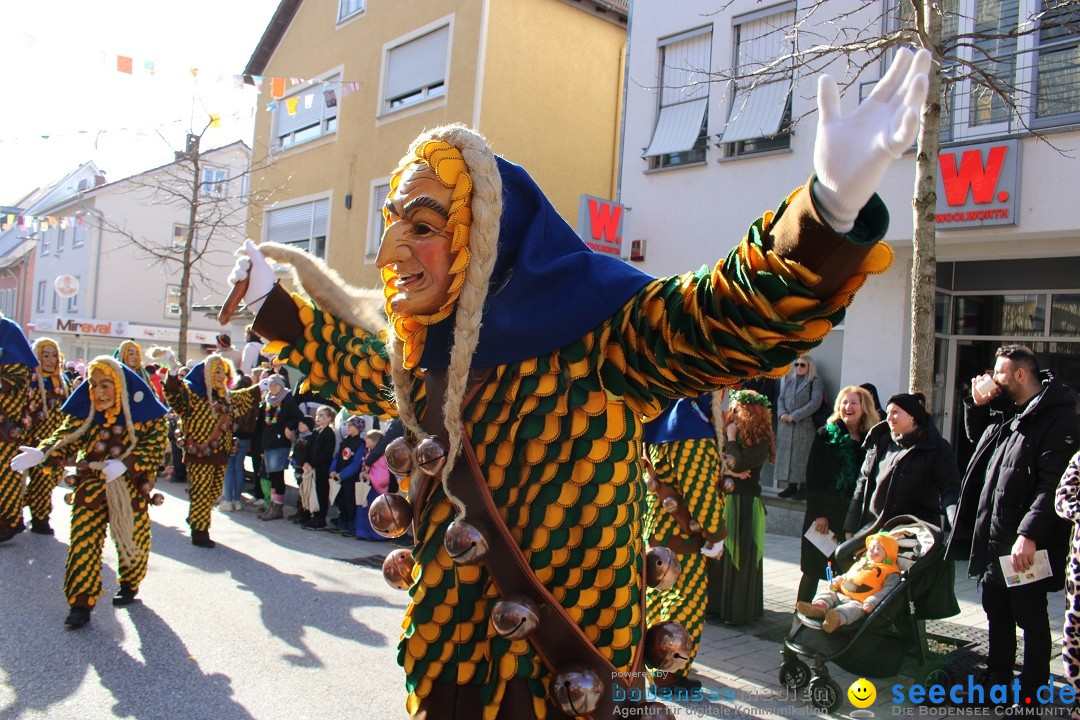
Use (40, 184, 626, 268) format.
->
(0, 316, 37, 543)
(116, 339, 162, 402)
(10, 356, 169, 628)
(641, 394, 727, 691)
(222, 49, 931, 719)
(23, 338, 72, 535)
(160, 351, 260, 547)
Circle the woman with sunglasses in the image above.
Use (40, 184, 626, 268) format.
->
(775, 356, 824, 499)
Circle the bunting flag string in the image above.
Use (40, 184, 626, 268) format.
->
(1, 213, 89, 234)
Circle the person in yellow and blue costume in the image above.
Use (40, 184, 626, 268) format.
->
(223, 49, 932, 720)
(642, 394, 728, 692)
(161, 352, 260, 548)
(0, 316, 37, 543)
(10, 356, 169, 628)
(23, 337, 71, 535)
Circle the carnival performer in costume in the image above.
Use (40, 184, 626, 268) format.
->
(223, 50, 931, 719)
(160, 351, 259, 547)
(116, 339, 162, 402)
(642, 394, 727, 691)
(10, 356, 169, 628)
(23, 338, 72, 535)
(0, 316, 37, 543)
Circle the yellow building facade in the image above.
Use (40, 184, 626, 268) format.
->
(244, 0, 627, 289)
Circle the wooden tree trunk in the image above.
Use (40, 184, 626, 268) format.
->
(909, 0, 944, 402)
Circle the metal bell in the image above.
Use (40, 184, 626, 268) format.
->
(688, 519, 702, 533)
(491, 595, 541, 640)
(111, 425, 124, 435)
(549, 663, 604, 717)
(661, 496, 679, 514)
(63, 492, 75, 505)
(645, 546, 681, 590)
(384, 436, 415, 477)
(150, 493, 165, 506)
(414, 436, 448, 476)
(645, 476, 658, 494)
(109, 446, 121, 457)
(367, 493, 413, 538)
(93, 441, 107, 453)
(443, 520, 489, 565)
(644, 620, 692, 672)
(382, 548, 415, 590)
(63, 474, 77, 487)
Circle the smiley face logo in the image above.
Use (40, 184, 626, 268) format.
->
(848, 678, 876, 708)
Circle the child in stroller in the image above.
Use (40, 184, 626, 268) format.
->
(796, 532, 901, 633)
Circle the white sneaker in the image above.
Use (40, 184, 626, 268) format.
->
(233, 501, 244, 512)
(218, 502, 233, 513)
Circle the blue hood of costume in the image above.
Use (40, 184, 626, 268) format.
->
(61, 363, 168, 424)
(0, 317, 38, 368)
(184, 362, 213, 397)
(420, 157, 653, 369)
(643, 395, 716, 445)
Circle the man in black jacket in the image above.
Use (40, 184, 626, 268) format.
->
(948, 345, 1080, 702)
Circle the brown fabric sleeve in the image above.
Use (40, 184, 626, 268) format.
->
(252, 284, 305, 345)
(767, 177, 889, 299)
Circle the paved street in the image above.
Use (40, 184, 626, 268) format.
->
(1, 482, 1074, 719)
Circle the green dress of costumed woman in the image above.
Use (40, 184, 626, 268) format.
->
(708, 390, 775, 625)
(643, 393, 727, 690)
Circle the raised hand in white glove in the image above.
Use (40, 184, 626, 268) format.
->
(813, 47, 931, 233)
(701, 540, 725, 559)
(102, 459, 127, 483)
(10, 446, 44, 473)
(227, 239, 276, 313)
(258, 376, 273, 393)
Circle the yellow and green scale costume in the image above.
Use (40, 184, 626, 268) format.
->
(37, 360, 169, 607)
(642, 395, 727, 682)
(162, 358, 258, 533)
(257, 180, 892, 718)
(0, 362, 32, 535)
(25, 360, 71, 526)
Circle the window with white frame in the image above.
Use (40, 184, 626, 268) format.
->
(36, 281, 46, 312)
(0, 288, 15, 316)
(368, 183, 391, 260)
(274, 74, 340, 149)
(900, 0, 1080, 137)
(643, 26, 712, 170)
(200, 166, 228, 197)
(719, 4, 795, 157)
(171, 224, 188, 252)
(265, 199, 329, 259)
(40, 228, 51, 255)
(56, 225, 66, 253)
(338, 0, 364, 22)
(383, 24, 450, 113)
(51, 288, 59, 314)
(165, 285, 184, 319)
(66, 276, 79, 313)
(73, 220, 86, 247)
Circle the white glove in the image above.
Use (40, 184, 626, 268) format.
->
(701, 541, 725, 559)
(10, 446, 44, 473)
(813, 48, 931, 232)
(258, 376, 272, 393)
(102, 459, 127, 483)
(227, 239, 276, 313)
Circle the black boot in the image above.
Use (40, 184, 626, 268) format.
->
(778, 484, 800, 499)
(112, 584, 139, 606)
(30, 519, 54, 535)
(65, 605, 92, 629)
(191, 530, 216, 548)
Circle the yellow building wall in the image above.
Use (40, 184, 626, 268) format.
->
(246, 0, 625, 292)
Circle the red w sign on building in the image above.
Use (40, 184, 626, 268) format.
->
(935, 139, 1019, 229)
(578, 194, 626, 257)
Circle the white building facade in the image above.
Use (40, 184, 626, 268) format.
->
(621, 0, 1080, 477)
(27, 143, 252, 364)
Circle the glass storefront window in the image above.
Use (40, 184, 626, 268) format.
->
(1051, 294, 1080, 336)
(936, 293, 952, 334)
(953, 294, 1046, 336)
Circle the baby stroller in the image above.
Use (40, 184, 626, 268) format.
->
(779, 515, 956, 712)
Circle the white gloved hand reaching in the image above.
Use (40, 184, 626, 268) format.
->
(102, 459, 127, 483)
(10, 446, 44, 473)
(813, 47, 931, 233)
(227, 240, 276, 313)
(701, 540, 725, 559)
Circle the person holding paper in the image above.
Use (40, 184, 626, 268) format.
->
(796, 385, 878, 602)
(948, 345, 1079, 700)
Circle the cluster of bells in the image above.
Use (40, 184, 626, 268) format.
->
(0, 411, 30, 441)
(366, 433, 693, 716)
(645, 475, 702, 533)
(60, 472, 165, 506)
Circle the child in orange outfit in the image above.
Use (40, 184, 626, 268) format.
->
(796, 532, 901, 633)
